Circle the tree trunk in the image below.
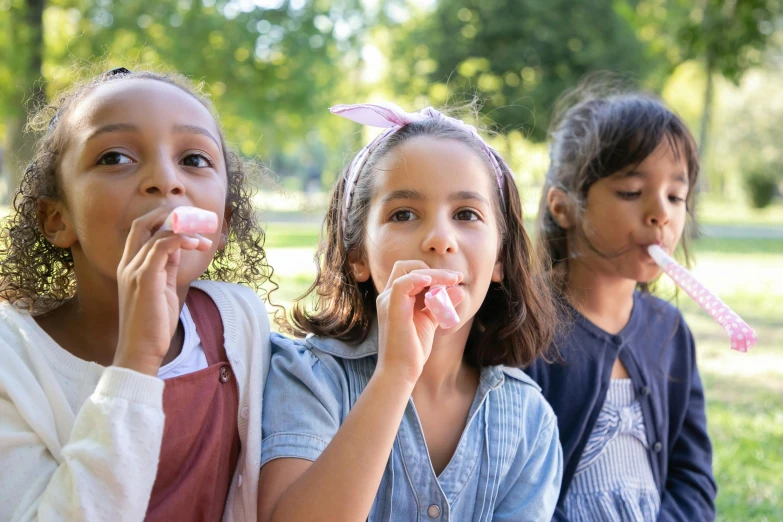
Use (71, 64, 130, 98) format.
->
(697, 50, 714, 195)
(2, 0, 46, 205)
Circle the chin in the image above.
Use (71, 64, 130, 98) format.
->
(633, 266, 664, 285)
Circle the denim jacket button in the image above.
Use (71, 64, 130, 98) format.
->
(653, 441, 663, 452)
(427, 504, 441, 518)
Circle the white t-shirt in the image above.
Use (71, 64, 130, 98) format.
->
(157, 304, 208, 380)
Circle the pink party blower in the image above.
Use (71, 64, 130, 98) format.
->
(424, 285, 460, 329)
(160, 206, 219, 235)
(648, 245, 757, 352)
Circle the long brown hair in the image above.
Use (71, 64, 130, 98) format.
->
(280, 116, 558, 368)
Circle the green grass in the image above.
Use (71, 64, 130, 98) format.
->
(662, 236, 783, 521)
(696, 197, 783, 228)
(263, 221, 323, 249)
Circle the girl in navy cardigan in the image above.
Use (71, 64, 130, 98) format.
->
(525, 79, 717, 521)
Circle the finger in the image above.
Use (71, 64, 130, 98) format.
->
(390, 273, 433, 300)
(120, 206, 177, 268)
(445, 285, 466, 308)
(384, 260, 431, 291)
(385, 274, 434, 323)
(408, 269, 463, 286)
(136, 234, 201, 278)
(121, 229, 210, 276)
(190, 233, 214, 251)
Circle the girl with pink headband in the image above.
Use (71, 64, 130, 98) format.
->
(259, 101, 563, 521)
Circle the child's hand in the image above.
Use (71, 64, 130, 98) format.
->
(375, 260, 463, 386)
(113, 206, 213, 376)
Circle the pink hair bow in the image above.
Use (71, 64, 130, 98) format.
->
(330, 102, 510, 227)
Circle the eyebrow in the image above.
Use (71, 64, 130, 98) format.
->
(86, 123, 220, 149)
(173, 124, 221, 149)
(380, 189, 490, 205)
(86, 123, 140, 142)
(381, 189, 425, 204)
(621, 170, 688, 184)
(448, 190, 490, 205)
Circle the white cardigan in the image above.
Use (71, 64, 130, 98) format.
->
(0, 281, 271, 522)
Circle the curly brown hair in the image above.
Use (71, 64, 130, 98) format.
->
(0, 66, 275, 314)
(279, 116, 559, 369)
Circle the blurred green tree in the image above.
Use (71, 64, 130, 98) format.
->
(0, 0, 367, 202)
(389, 0, 659, 142)
(619, 0, 779, 189)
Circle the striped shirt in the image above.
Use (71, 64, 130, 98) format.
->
(564, 379, 660, 521)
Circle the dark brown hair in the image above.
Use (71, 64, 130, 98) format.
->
(279, 116, 558, 368)
(0, 67, 275, 314)
(537, 76, 700, 294)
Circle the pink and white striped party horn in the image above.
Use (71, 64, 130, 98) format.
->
(648, 245, 757, 352)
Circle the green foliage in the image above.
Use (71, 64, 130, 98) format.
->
(387, 0, 661, 140)
(743, 167, 779, 209)
(0, 0, 370, 198)
(620, 0, 778, 82)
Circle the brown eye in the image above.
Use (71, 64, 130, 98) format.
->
(98, 152, 132, 165)
(391, 210, 416, 222)
(182, 154, 212, 168)
(455, 209, 479, 221)
(616, 191, 641, 200)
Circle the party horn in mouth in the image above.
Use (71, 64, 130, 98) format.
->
(424, 285, 460, 329)
(648, 244, 757, 352)
(160, 206, 219, 235)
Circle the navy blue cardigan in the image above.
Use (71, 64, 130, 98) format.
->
(525, 292, 717, 521)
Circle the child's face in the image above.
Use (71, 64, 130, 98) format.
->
(352, 137, 504, 331)
(49, 79, 228, 287)
(574, 139, 689, 283)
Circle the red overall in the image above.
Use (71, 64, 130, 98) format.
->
(145, 289, 240, 522)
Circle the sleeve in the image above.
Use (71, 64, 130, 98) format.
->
(0, 366, 165, 522)
(657, 327, 717, 521)
(261, 335, 344, 467)
(493, 414, 564, 522)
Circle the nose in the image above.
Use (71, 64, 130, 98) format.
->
(645, 194, 671, 228)
(421, 214, 458, 255)
(139, 156, 185, 197)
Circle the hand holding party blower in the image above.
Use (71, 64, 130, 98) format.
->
(160, 206, 219, 235)
(648, 245, 757, 352)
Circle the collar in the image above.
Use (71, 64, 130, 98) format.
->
(304, 321, 541, 391)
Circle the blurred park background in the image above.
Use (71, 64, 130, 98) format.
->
(2, 0, 782, 519)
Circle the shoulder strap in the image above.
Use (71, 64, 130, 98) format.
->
(184, 287, 226, 365)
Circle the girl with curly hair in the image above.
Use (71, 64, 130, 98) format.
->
(0, 67, 273, 521)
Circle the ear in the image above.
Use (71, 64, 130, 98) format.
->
(347, 248, 370, 283)
(38, 198, 77, 249)
(491, 257, 503, 283)
(547, 187, 574, 229)
(217, 206, 232, 250)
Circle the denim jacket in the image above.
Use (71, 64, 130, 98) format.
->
(261, 325, 563, 521)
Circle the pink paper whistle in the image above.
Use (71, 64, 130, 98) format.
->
(160, 206, 219, 235)
(648, 245, 757, 352)
(424, 285, 460, 329)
